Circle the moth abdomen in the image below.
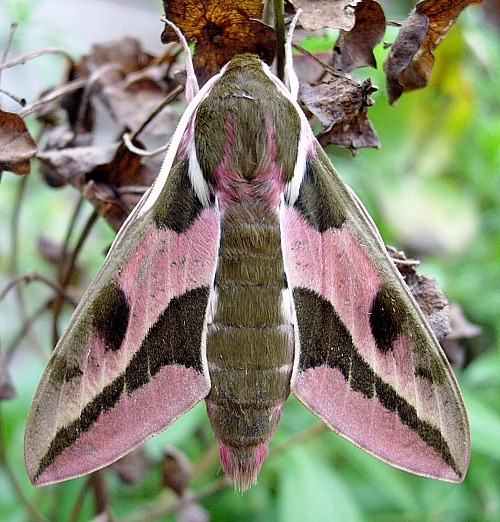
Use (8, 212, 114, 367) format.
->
(205, 200, 293, 489)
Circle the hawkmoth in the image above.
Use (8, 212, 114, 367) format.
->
(25, 17, 470, 491)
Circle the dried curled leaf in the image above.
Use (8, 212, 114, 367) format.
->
(441, 303, 481, 367)
(161, 447, 193, 495)
(0, 362, 16, 400)
(290, 0, 358, 30)
(161, 0, 275, 84)
(384, 0, 483, 103)
(110, 448, 149, 484)
(300, 76, 379, 153)
(38, 143, 119, 185)
(333, 0, 385, 72)
(38, 141, 159, 231)
(0, 110, 37, 174)
(389, 247, 451, 342)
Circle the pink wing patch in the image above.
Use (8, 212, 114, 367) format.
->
(31, 365, 205, 485)
(282, 204, 469, 481)
(26, 208, 219, 485)
(294, 366, 460, 481)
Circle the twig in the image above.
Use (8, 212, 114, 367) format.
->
(127, 83, 184, 142)
(0, 87, 26, 106)
(0, 23, 18, 106)
(274, 0, 286, 81)
(5, 299, 52, 362)
(74, 63, 122, 132)
(68, 477, 93, 522)
(293, 43, 344, 79)
(52, 209, 99, 345)
(7, 174, 43, 356)
(122, 133, 169, 157)
(19, 77, 86, 117)
(0, 270, 78, 306)
(0, 47, 74, 73)
(268, 422, 328, 459)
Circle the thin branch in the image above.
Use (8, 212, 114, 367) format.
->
(268, 422, 328, 459)
(6, 299, 52, 363)
(0, 87, 26, 106)
(0, 47, 74, 73)
(127, 83, 184, 142)
(19, 78, 86, 117)
(293, 43, 344, 79)
(74, 63, 122, 131)
(122, 133, 169, 157)
(274, 0, 286, 81)
(0, 270, 79, 306)
(0, 23, 18, 107)
(52, 209, 99, 344)
(68, 477, 93, 522)
(7, 174, 43, 356)
(60, 209, 100, 289)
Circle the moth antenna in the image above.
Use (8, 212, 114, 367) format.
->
(285, 9, 302, 100)
(161, 16, 199, 102)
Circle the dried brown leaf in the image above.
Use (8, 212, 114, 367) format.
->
(38, 143, 118, 185)
(161, 0, 275, 84)
(102, 85, 179, 138)
(290, 0, 359, 30)
(161, 447, 193, 495)
(389, 247, 451, 341)
(110, 448, 149, 484)
(384, 0, 483, 103)
(81, 37, 153, 83)
(38, 140, 158, 230)
(441, 303, 481, 367)
(0, 362, 16, 400)
(333, 0, 385, 72)
(0, 110, 37, 174)
(82, 181, 129, 232)
(300, 76, 379, 152)
(178, 502, 209, 522)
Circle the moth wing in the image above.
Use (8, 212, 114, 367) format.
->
(284, 146, 470, 482)
(25, 156, 218, 486)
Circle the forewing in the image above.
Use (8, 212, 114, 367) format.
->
(284, 145, 470, 482)
(25, 156, 218, 485)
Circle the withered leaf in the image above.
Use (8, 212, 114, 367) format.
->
(0, 110, 37, 174)
(161, 0, 275, 84)
(86, 141, 159, 230)
(39, 140, 158, 230)
(333, 0, 385, 72)
(0, 361, 16, 400)
(384, 0, 483, 103)
(441, 303, 481, 368)
(290, 0, 358, 31)
(389, 247, 451, 341)
(161, 447, 193, 495)
(178, 502, 209, 522)
(81, 37, 153, 83)
(82, 181, 130, 232)
(300, 76, 379, 153)
(110, 448, 149, 484)
(101, 84, 179, 138)
(38, 143, 119, 186)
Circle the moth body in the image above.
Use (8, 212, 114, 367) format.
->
(197, 62, 297, 488)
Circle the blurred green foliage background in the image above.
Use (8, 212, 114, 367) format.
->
(0, 1, 499, 521)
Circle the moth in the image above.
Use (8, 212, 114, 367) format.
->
(25, 18, 470, 491)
